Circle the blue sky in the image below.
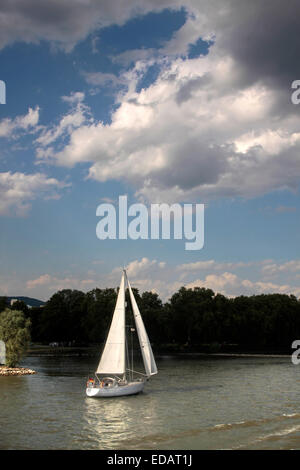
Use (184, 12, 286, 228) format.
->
(0, 1, 299, 301)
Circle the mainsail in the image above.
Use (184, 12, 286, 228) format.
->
(96, 272, 126, 375)
(126, 274, 158, 377)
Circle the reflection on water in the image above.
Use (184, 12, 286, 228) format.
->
(1, 355, 300, 449)
(81, 393, 159, 449)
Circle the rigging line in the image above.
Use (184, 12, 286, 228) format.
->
(126, 368, 147, 377)
(124, 273, 131, 382)
(125, 328, 130, 381)
(131, 324, 134, 382)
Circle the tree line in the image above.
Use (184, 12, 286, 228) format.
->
(1, 286, 300, 353)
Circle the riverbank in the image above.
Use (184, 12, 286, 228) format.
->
(27, 344, 292, 358)
(0, 366, 36, 376)
(28, 345, 98, 357)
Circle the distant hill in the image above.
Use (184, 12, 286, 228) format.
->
(6, 296, 45, 308)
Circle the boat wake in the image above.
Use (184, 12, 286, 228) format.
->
(212, 412, 300, 432)
(232, 424, 300, 449)
(117, 412, 300, 449)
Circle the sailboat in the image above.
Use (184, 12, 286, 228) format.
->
(86, 269, 157, 397)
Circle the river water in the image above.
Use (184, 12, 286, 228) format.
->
(1, 354, 300, 450)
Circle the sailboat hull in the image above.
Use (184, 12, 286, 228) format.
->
(86, 381, 145, 398)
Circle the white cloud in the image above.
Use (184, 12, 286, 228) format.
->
(26, 274, 97, 295)
(35, 92, 91, 153)
(176, 260, 254, 273)
(0, 171, 68, 216)
(127, 257, 166, 276)
(5, 256, 300, 301)
(61, 91, 85, 105)
(275, 205, 297, 213)
(0, 106, 39, 138)
(186, 272, 239, 294)
(3, 1, 300, 205)
(262, 261, 300, 276)
(36, 47, 300, 202)
(110, 257, 166, 280)
(82, 71, 125, 88)
(185, 273, 300, 298)
(109, 258, 300, 300)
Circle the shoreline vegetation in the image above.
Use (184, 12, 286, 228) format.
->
(1, 345, 291, 377)
(0, 366, 36, 376)
(1, 286, 300, 365)
(27, 344, 292, 357)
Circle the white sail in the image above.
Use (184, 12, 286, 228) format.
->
(126, 275, 158, 377)
(96, 272, 126, 376)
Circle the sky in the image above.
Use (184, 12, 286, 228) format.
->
(0, 0, 300, 301)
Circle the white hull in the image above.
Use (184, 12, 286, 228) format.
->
(86, 380, 145, 398)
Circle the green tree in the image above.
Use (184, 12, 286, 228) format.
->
(0, 297, 7, 312)
(10, 300, 29, 317)
(83, 288, 117, 343)
(139, 291, 165, 344)
(168, 286, 215, 346)
(0, 309, 31, 367)
(39, 289, 86, 343)
(28, 306, 44, 342)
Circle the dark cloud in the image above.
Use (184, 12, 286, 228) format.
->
(153, 141, 230, 190)
(1, 0, 299, 94)
(176, 75, 210, 104)
(0, 0, 178, 51)
(205, 0, 300, 87)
